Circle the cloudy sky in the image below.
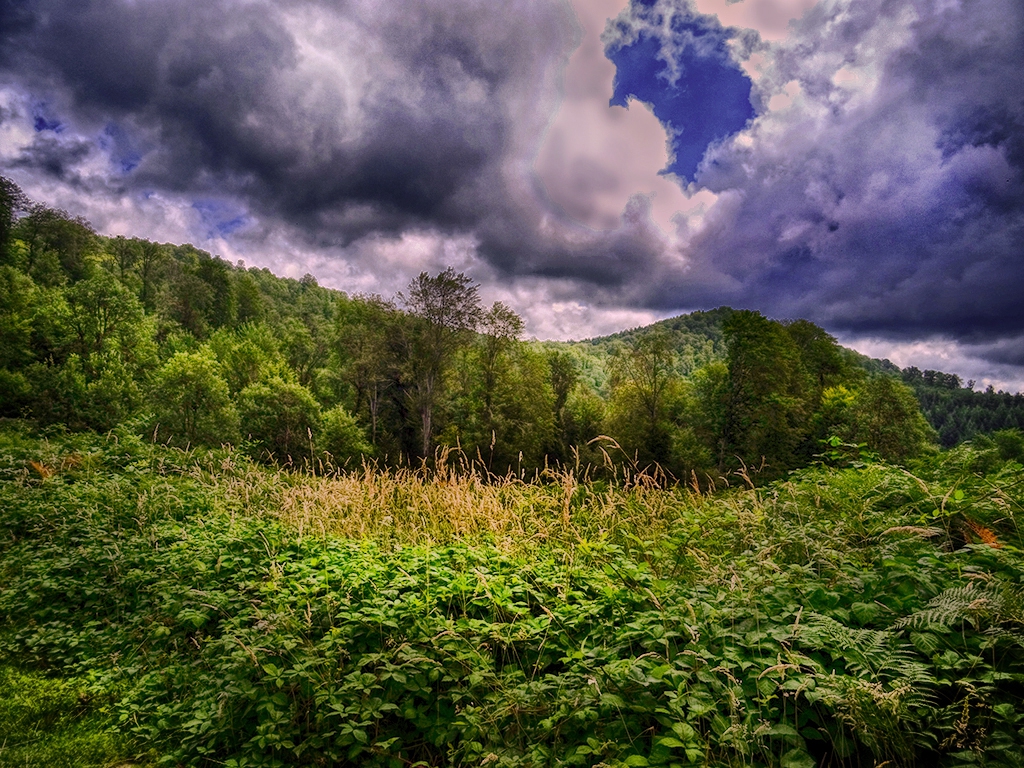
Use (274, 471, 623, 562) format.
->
(1, 0, 1022, 390)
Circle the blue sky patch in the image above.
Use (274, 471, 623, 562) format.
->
(192, 199, 249, 239)
(32, 102, 62, 132)
(605, 1, 754, 182)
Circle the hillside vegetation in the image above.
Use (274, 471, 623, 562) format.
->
(1, 424, 1023, 766)
(3, 177, 1024, 767)
(0, 175, 971, 482)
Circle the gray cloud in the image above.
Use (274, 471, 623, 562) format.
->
(0, 0, 688, 288)
(673, 0, 1024, 345)
(1, 1, 561, 227)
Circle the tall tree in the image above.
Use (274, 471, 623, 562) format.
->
(400, 268, 482, 457)
(478, 302, 524, 432)
(546, 349, 580, 462)
(722, 311, 809, 474)
(334, 294, 399, 446)
(136, 240, 167, 310)
(0, 175, 28, 266)
(107, 235, 141, 284)
(605, 331, 680, 467)
(14, 205, 95, 284)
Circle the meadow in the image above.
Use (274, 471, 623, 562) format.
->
(1, 422, 1022, 767)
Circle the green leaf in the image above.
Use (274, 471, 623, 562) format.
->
(780, 748, 816, 768)
(655, 737, 687, 749)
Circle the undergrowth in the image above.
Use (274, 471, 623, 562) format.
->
(0, 422, 1022, 767)
(0, 664, 138, 767)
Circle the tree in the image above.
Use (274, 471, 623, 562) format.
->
(167, 268, 215, 337)
(447, 328, 554, 474)
(0, 261, 35, 417)
(136, 240, 167, 310)
(607, 332, 679, 461)
(399, 268, 482, 457)
(151, 350, 239, 447)
(686, 361, 731, 472)
(208, 323, 289, 394)
(546, 349, 580, 462)
(333, 294, 400, 446)
(13, 204, 96, 285)
(722, 311, 810, 474)
(785, 319, 848, 396)
(475, 302, 525, 449)
(319, 405, 373, 468)
(192, 248, 237, 329)
(0, 265, 36, 370)
(237, 377, 322, 464)
(0, 175, 28, 266)
(852, 377, 935, 462)
(234, 270, 266, 325)
(107, 235, 141, 284)
(281, 316, 330, 388)
(63, 271, 145, 374)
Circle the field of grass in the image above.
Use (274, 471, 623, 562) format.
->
(1, 422, 1022, 767)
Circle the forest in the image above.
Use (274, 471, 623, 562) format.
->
(0, 175, 974, 480)
(1, 174, 1023, 768)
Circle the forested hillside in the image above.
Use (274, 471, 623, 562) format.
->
(0, 175, 1016, 481)
(900, 368, 1024, 447)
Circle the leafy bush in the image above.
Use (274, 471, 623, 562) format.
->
(151, 349, 239, 447)
(1, 425, 1022, 767)
(237, 376, 321, 464)
(318, 404, 372, 468)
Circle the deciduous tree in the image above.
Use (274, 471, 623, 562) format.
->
(151, 349, 239, 447)
(400, 268, 482, 457)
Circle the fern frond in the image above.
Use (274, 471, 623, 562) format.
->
(800, 615, 934, 688)
(896, 580, 1024, 632)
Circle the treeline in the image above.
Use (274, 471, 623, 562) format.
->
(1, 177, 937, 478)
(900, 366, 1024, 447)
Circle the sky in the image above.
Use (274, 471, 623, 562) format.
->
(0, 0, 1022, 391)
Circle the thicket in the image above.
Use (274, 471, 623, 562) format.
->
(0, 177, 950, 483)
(1, 423, 1022, 766)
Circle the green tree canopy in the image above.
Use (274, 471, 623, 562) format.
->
(852, 376, 935, 462)
(400, 268, 482, 457)
(237, 377, 322, 464)
(151, 349, 239, 448)
(723, 310, 810, 474)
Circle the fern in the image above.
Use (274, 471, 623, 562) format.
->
(896, 580, 1024, 635)
(802, 614, 931, 684)
(798, 614, 938, 763)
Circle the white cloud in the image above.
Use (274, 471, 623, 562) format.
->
(840, 336, 1024, 394)
(693, 0, 819, 42)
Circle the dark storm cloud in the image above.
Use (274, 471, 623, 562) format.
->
(1, 0, 1023, 378)
(0, 0, 583, 245)
(12, 133, 93, 182)
(674, 0, 1024, 346)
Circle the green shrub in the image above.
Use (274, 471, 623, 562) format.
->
(151, 349, 239, 447)
(318, 404, 372, 468)
(1, 427, 1022, 767)
(237, 376, 321, 464)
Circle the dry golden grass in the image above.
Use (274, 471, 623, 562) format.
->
(204, 447, 700, 552)
(274, 465, 687, 550)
